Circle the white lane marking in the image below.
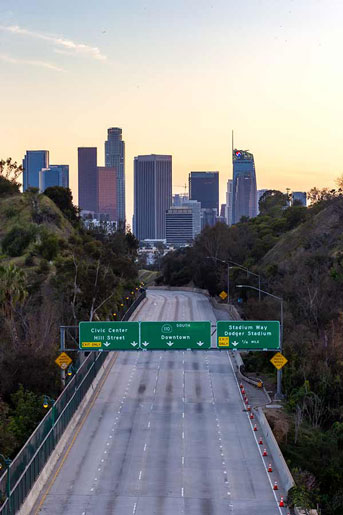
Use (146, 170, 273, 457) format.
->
(148, 421, 151, 428)
(181, 487, 184, 497)
(226, 351, 284, 514)
(182, 431, 185, 439)
(139, 470, 142, 480)
(144, 443, 147, 452)
(133, 502, 137, 514)
(182, 456, 185, 465)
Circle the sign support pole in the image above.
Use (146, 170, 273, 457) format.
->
(227, 264, 230, 304)
(60, 327, 66, 388)
(276, 299, 284, 399)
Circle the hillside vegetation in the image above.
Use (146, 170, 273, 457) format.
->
(159, 189, 343, 514)
(0, 162, 139, 459)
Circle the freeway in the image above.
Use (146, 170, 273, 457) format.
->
(35, 290, 285, 515)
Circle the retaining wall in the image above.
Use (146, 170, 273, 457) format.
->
(256, 407, 295, 492)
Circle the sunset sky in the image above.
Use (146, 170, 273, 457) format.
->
(1, 0, 343, 225)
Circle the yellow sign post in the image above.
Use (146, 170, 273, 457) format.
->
(55, 352, 72, 370)
(219, 291, 228, 300)
(270, 352, 288, 370)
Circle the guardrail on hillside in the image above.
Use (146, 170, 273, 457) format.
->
(0, 289, 146, 514)
(0, 352, 106, 515)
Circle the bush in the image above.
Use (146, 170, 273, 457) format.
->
(36, 232, 60, 261)
(2, 225, 37, 257)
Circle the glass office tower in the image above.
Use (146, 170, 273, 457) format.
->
(105, 128, 125, 224)
(78, 147, 98, 213)
(188, 171, 219, 213)
(39, 165, 69, 192)
(97, 167, 117, 221)
(134, 154, 172, 241)
(22, 150, 49, 191)
(232, 149, 257, 224)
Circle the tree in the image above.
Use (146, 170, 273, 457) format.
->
(0, 265, 28, 347)
(0, 158, 22, 183)
(44, 186, 79, 225)
(259, 190, 289, 216)
(0, 158, 22, 197)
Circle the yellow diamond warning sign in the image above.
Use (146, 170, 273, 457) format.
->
(219, 291, 228, 300)
(55, 352, 72, 370)
(270, 352, 288, 370)
(218, 336, 229, 347)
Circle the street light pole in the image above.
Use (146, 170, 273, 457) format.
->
(0, 454, 12, 513)
(206, 256, 261, 303)
(227, 263, 230, 304)
(237, 284, 284, 399)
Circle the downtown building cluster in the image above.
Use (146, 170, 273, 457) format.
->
(21, 128, 307, 245)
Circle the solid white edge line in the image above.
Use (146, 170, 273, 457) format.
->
(226, 351, 285, 514)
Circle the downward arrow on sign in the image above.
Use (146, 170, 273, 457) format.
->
(103, 341, 111, 347)
(131, 341, 139, 347)
(166, 341, 174, 347)
(142, 341, 149, 347)
(196, 341, 204, 346)
(231, 341, 239, 347)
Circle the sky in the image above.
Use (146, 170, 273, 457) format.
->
(1, 0, 343, 225)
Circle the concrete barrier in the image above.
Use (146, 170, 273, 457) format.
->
(209, 296, 242, 320)
(148, 285, 210, 296)
(255, 407, 295, 493)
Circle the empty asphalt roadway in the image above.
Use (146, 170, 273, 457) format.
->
(35, 290, 285, 515)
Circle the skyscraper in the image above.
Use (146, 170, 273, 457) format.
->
(172, 195, 201, 238)
(134, 154, 172, 241)
(97, 167, 117, 221)
(78, 147, 98, 213)
(166, 207, 193, 246)
(39, 165, 69, 192)
(232, 149, 257, 224)
(105, 128, 125, 223)
(22, 150, 49, 191)
(225, 179, 233, 225)
(189, 172, 219, 212)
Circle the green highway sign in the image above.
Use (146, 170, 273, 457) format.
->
(140, 321, 211, 350)
(79, 321, 140, 350)
(217, 321, 280, 350)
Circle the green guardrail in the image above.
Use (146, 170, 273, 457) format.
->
(0, 351, 107, 514)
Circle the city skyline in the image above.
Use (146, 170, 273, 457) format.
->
(2, 1, 343, 225)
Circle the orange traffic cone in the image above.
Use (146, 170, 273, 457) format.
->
(263, 448, 268, 456)
(250, 413, 254, 419)
(240, 383, 243, 389)
(253, 424, 257, 431)
(268, 464, 272, 472)
(273, 481, 278, 490)
(279, 497, 284, 507)
(247, 405, 251, 411)
(259, 437, 263, 445)
(242, 388, 245, 395)
(245, 399, 249, 405)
